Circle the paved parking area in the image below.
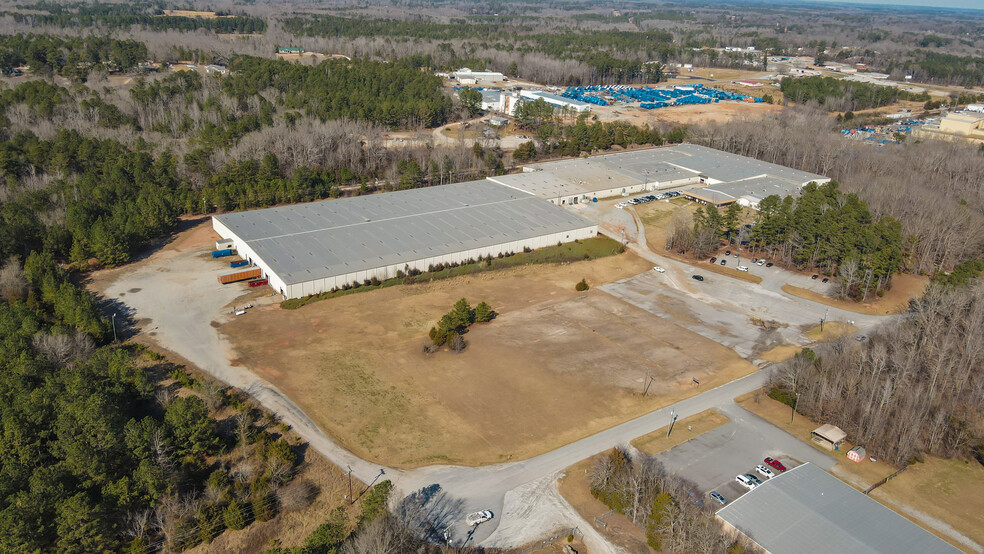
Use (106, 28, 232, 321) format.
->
(656, 403, 837, 506)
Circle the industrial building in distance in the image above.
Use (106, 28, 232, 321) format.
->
(212, 180, 597, 299)
(717, 463, 959, 554)
(493, 143, 828, 208)
(212, 144, 823, 299)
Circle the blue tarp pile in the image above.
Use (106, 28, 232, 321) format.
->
(562, 83, 762, 110)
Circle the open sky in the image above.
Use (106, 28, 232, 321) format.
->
(785, 0, 984, 10)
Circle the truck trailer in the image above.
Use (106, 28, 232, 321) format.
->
(218, 267, 261, 284)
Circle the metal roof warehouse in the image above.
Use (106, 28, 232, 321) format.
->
(496, 143, 828, 207)
(717, 463, 959, 554)
(212, 180, 598, 300)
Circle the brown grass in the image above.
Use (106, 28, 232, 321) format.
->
(782, 274, 928, 316)
(220, 252, 757, 468)
(161, 9, 228, 18)
(630, 409, 730, 455)
(734, 390, 975, 551)
(872, 457, 984, 548)
(757, 345, 801, 363)
(804, 321, 858, 341)
(557, 455, 652, 554)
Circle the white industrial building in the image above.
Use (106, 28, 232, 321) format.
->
(493, 144, 827, 207)
(453, 68, 505, 83)
(480, 90, 521, 115)
(212, 181, 597, 300)
(519, 90, 593, 112)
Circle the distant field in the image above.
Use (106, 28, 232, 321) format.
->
(161, 9, 227, 18)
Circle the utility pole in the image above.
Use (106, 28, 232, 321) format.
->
(642, 374, 655, 396)
(820, 308, 829, 333)
(347, 465, 353, 503)
(111, 313, 117, 342)
(666, 410, 678, 438)
(791, 392, 801, 423)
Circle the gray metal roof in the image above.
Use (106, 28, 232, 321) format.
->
(213, 181, 596, 285)
(515, 144, 827, 203)
(717, 463, 959, 554)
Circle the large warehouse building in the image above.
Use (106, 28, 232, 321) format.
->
(494, 144, 828, 208)
(212, 180, 598, 300)
(717, 463, 959, 554)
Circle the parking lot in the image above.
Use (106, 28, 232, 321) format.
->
(655, 403, 837, 507)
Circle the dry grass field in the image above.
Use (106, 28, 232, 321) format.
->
(220, 252, 757, 468)
(161, 9, 229, 18)
(595, 101, 781, 127)
(804, 321, 858, 341)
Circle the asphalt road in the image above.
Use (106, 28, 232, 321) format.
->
(100, 200, 897, 550)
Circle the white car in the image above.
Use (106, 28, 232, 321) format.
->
(616, 202, 627, 209)
(756, 465, 776, 479)
(737, 265, 749, 272)
(465, 510, 494, 526)
(653, 266, 665, 273)
(756, 259, 765, 266)
(735, 474, 759, 490)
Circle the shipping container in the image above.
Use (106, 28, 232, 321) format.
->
(230, 260, 249, 268)
(215, 239, 234, 250)
(211, 249, 234, 258)
(247, 278, 269, 288)
(218, 268, 261, 284)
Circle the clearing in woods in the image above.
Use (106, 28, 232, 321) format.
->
(221, 250, 757, 468)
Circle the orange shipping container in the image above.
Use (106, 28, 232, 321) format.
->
(218, 268, 261, 284)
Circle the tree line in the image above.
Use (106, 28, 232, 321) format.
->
(689, 109, 984, 275)
(770, 277, 984, 467)
(589, 448, 751, 553)
(779, 76, 927, 112)
(0, 254, 305, 551)
(0, 33, 149, 78)
(4, 1, 266, 34)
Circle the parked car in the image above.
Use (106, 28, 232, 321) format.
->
(822, 277, 829, 283)
(720, 259, 727, 265)
(766, 262, 773, 267)
(710, 491, 728, 506)
(709, 257, 717, 263)
(811, 274, 819, 280)
(737, 265, 749, 272)
(756, 465, 776, 479)
(734, 253, 739, 258)
(757, 260, 765, 266)
(735, 474, 758, 490)
(856, 334, 868, 341)
(653, 266, 665, 273)
(725, 250, 731, 256)
(764, 457, 787, 472)
(752, 258, 758, 263)
(465, 510, 494, 526)
(692, 275, 704, 281)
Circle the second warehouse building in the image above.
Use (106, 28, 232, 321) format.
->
(212, 180, 598, 300)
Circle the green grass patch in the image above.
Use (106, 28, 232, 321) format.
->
(281, 236, 625, 310)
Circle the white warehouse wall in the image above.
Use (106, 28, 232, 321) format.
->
(213, 216, 598, 300)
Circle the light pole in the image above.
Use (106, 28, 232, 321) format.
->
(666, 410, 679, 438)
(791, 392, 801, 423)
(111, 313, 117, 342)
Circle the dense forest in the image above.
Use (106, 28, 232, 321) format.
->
(779, 76, 925, 111)
(770, 277, 984, 467)
(4, 1, 266, 34)
(0, 33, 149, 77)
(0, 253, 306, 551)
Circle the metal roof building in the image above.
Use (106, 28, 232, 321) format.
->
(717, 463, 959, 554)
(212, 180, 598, 299)
(497, 144, 827, 207)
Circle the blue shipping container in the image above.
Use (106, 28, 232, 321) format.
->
(211, 249, 234, 258)
(230, 260, 249, 268)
